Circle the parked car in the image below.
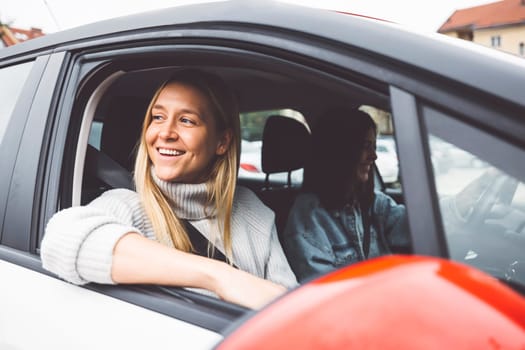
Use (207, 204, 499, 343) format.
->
(239, 139, 303, 185)
(239, 139, 263, 176)
(376, 137, 399, 184)
(1, 0, 524, 349)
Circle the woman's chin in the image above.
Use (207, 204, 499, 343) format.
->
(154, 170, 179, 182)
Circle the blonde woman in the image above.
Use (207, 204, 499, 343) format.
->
(41, 69, 297, 309)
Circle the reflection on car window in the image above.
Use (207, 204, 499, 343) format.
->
(239, 109, 307, 185)
(429, 135, 525, 285)
(0, 61, 34, 144)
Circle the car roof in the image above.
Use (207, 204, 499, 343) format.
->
(2, 0, 524, 108)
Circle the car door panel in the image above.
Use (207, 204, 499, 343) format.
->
(2, 52, 67, 251)
(0, 259, 222, 350)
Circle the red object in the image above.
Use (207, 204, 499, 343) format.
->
(240, 163, 260, 172)
(438, 0, 525, 34)
(218, 255, 525, 349)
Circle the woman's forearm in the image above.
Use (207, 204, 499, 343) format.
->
(111, 233, 221, 291)
(111, 233, 287, 309)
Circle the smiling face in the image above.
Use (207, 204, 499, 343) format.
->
(145, 81, 231, 183)
(356, 128, 378, 183)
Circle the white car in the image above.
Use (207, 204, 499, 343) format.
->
(239, 139, 303, 186)
(376, 137, 399, 184)
(239, 139, 263, 177)
(2, 0, 525, 349)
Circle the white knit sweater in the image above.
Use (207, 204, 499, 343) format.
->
(41, 179, 298, 290)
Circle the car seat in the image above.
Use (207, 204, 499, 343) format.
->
(81, 96, 148, 204)
(100, 96, 149, 171)
(260, 115, 310, 240)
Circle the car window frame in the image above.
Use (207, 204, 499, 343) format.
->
(391, 87, 447, 258)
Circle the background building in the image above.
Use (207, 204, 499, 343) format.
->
(438, 0, 525, 57)
(0, 24, 43, 47)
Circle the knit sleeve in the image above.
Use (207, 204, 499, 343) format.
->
(264, 223, 299, 288)
(233, 186, 298, 289)
(41, 189, 146, 285)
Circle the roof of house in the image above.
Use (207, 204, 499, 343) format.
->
(438, 0, 525, 33)
(0, 25, 44, 47)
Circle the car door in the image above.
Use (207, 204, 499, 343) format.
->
(0, 47, 233, 350)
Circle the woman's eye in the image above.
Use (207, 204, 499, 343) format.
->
(152, 114, 163, 121)
(180, 117, 196, 125)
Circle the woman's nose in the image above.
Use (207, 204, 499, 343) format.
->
(370, 149, 378, 161)
(159, 122, 178, 140)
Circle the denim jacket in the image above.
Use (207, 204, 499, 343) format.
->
(283, 191, 410, 283)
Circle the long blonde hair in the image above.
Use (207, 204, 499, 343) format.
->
(134, 69, 240, 261)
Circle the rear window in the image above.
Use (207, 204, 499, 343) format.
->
(0, 61, 34, 143)
(239, 109, 307, 185)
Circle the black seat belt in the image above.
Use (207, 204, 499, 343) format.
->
(181, 220, 238, 268)
(86, 145, 236, 266)
(86, 144, 134, 190)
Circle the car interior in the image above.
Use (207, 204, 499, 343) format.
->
(78, 62, 402, 250)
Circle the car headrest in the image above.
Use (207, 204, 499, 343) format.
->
(100, 96, 149, 171)
(261, 115, 310, 174)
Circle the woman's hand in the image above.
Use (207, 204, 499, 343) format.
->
(112, 233, 287, 309)
(212, 263, 287, 309)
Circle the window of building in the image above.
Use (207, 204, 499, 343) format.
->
(491, 35, 501, 48)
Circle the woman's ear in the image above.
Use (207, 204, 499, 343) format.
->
(216, 129, 233, 156)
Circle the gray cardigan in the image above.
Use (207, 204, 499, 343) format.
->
(41, 181, 298, 290)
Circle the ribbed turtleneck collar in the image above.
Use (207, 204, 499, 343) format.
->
(151, 168, 214, 220)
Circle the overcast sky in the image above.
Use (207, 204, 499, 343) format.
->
(0, 0, 498, 34)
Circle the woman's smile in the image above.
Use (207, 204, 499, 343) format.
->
(157, 148, 185, 156)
